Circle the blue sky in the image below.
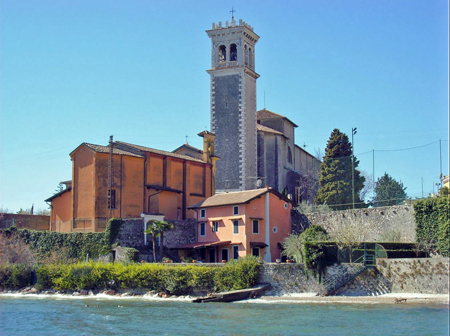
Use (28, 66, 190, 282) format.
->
(1, 0, 448, 212)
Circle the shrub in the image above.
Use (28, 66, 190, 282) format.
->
(282, 225, 329, 263)
(31, 258, 261, 294)
(214, 256, 261, 292)
(0, 264, 33, 289)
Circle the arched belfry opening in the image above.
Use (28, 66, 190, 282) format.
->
(249, 48, 253, 68)
(244, 45, 249, 65)
(230, 44, 237, 61)
(219, 45, 226, 62)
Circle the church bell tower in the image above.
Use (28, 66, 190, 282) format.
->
(206, 17, 259, 191)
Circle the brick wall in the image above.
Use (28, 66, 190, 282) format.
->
(0, 213, 49, 231)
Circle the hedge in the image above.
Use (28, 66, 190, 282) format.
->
(414, 195, 449, 257)
(2, 256, 261, 295)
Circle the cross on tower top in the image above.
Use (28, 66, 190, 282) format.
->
(230, 7, 236, 20)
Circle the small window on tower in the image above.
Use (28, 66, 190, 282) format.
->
(230, 44, 237, 61)
(288, 147, 292, 164)
(219, 45, 226, 62)
(107, 189, 116, 209)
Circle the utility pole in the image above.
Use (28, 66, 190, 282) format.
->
(439, 139, 442, 188)
(351, 127, 357, 209)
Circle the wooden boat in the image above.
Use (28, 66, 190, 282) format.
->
(192, 283, 271, 303)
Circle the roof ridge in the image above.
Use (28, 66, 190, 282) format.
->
(115, 141, 207, 163)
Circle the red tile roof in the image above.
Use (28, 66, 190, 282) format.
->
(257, 108, 298, 127)
(115, 141, 207, 163)
(73, 143, 145, 158)
(189, 187, 291, 209)
(257, 124, 286, 137)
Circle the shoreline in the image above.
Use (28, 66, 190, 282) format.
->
(1, 289, 448, 305)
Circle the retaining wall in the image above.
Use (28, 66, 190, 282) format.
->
(259, 257, 449, 295)
(293, 205, 415, 242)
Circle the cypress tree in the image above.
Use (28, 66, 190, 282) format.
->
(373, 173, 407, 207)
(315, 129, 365, 210)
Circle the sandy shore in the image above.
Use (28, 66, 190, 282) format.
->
(258, 293, 449, 305)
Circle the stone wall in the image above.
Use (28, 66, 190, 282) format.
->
(259, 263, 322, 294)
(115, 218, 197, 251)
(259, 257, 449, 295)
(293, 205, 416, 242)
(376, 257, 449, 294)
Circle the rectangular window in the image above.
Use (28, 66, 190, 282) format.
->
(233, 245, 239, 259)
(199, 222, 206, 236)
(221, 248, 229, 262)
(200, 209, 206, 218)
(212, 221, 219, 232)
(252, 220, 259, 234)
(233, 206, 239, 215)
(233, 220, 239, 234)
(252, 247, 260, 257)
(107, 189, 116, 209)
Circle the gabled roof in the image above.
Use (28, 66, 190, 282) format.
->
(257, 108, 298, 127)
(115, 141, 207, 164)
(172, 143, 203, 154)
(257, 124, 286, 137)
(70, 143, 145, 158)
(45, 187, 72, 202)
(188, 187, 291, 209)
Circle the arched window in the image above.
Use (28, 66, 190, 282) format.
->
(218, 45, 226, 62)
(244, 45, 249, 65)
(230, 44, 237, 61)
(287, 147, 292, 164)
(249, 48, 253, 68)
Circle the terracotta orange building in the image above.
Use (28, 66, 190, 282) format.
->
(46, 132, 217, 232)
(180, 187, 293, 262)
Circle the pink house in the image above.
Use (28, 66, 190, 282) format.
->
(181, 187, 293, 262)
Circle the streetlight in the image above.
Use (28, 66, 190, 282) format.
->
(351, 127, 357, 209)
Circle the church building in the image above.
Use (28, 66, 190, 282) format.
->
(206, 17, 320, 203)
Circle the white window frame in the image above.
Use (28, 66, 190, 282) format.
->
(252, 220, 259, 234)
(233, 205, 239, 215)
(212, 221, 219, 232)
(199, 222, 206, 236)
(233, 220, 239, 234)
(200, 209, 206, 218)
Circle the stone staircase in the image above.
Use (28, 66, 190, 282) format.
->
(319, 254, 374, 296)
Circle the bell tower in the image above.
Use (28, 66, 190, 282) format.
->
(206, 17, 259, 191)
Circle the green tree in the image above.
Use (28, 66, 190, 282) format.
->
(282, 225, 329, 263)
(372, 173, 407, 207)
(315, 129, 365, 210)
(144, 220, 173, 262)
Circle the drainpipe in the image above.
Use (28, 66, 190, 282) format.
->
(264, 191, 272, 262)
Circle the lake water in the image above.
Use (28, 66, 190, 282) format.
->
(0, 295, 448, 336)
